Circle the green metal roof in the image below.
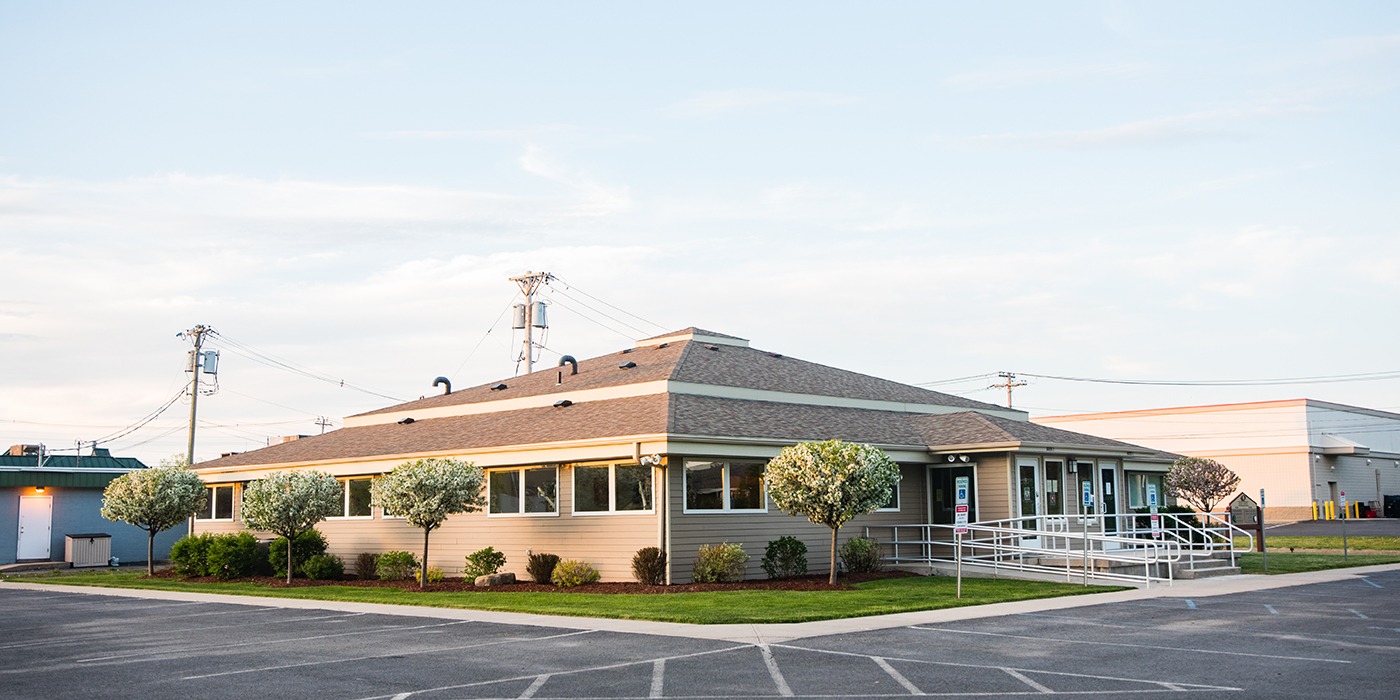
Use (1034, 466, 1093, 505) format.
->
(0, 470, 126, 488)
(0, 453, 150, 488)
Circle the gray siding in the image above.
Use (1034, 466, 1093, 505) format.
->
(973, 454, 1012, 521)
(1, 486, 184, 565)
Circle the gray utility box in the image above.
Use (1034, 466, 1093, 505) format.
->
(64, 533, 112, 568)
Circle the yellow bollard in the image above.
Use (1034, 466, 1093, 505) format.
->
(1312, 501, 1319, 520)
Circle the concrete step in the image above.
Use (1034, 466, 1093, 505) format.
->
(1175, 565, 1241, 579)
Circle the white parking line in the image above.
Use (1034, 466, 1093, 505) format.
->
(182, 629, 597, 680)
(758, 644, 794, 697)
(350, 644, 750, 700)
(1349, 609, 1370, 619)
(1003, 668, 1052, 693)
(908, 627, 1349, 664)
(773, 643, 1242, 694)
(1264, 605, 1278, 615)
(517, 673, 550, 699)
(76, 619, 470, 664)
(1363, 578, 1384, 589)
(649, 659, 665, 698)
(871, 657, 921, 695)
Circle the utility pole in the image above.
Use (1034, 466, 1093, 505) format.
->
(179, 324, 213, 466)
(315, 416, 333, 434)
(990, 371, 1028, 409)
(509, 271, 553, 374)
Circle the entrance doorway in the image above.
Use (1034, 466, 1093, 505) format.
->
(928, 466, 975, 525)
(17, 496, 52, 560)
(1101, 466, 1118, 533)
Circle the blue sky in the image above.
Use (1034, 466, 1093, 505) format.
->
(3, 1, 1398, 464)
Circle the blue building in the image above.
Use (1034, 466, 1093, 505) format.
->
(1, 445, 185, 566)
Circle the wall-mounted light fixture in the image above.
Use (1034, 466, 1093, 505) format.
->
(34, 486, 45, 494)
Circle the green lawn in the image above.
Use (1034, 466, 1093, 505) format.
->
(4, 571, 1121, 624)
(1238, 552, 1400, 575)
(1235, 535, 1400, 551)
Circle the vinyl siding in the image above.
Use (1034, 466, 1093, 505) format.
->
(972, 454, 1011, 521)
(192, 467, 661, 581)
(666, 462, 926, 583)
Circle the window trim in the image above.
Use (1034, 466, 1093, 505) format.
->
(682, 459, 768, 514)
(487, 466, 560, 518)
(571, 464, 656, 516)
(327, 477, 375, 520)
(195, 484, 236, 522)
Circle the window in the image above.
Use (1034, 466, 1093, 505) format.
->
(876, 480, 901, 512)
(489, 467, 558, 515)
(574, 464, 654, 514)
(332, 477, 373, 518)
(1127, 472, 1167, 510)
(684, 460, 766, 512)
(195, 485, 234, 521)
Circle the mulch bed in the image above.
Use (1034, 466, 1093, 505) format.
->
(149, 569, 914, 593)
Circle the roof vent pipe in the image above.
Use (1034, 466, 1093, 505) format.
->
(558, 355, 578, 375)
(433, 376, 452, 395)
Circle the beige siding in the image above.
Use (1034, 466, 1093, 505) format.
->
(195, 466, 662, 582)
(973, 454, 1011, 521)
(666, 463, 926, 583)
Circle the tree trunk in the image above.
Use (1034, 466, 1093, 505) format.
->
(829, 526, 839, 585)
(146, 530, 155, 576)
(286, 535, 294, 584)
(420, 528, 430, 588)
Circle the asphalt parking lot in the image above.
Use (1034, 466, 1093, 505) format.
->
(2, 571, 1399, 699)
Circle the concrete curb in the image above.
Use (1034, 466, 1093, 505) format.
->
(5, 563, 1398, 644)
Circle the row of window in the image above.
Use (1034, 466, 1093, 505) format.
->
(195, 460, 901, 521)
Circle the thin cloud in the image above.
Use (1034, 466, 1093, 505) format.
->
(943, 60, 1154, 89)
(662, 89, 857, 118)
(965, 103, 1321, 149)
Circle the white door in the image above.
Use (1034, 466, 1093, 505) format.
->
(17, 496, 52, 560)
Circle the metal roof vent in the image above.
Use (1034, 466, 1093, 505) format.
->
(619, 361, 637, 369)
(768, 352, 783, 358)
(703, 344, 719, 351)
(657, 342, 668, 348)
(433, 376, 452, 395)
(398, 417, 416, 425)
(490, 383, 508, 391)
(553, 399, 573, 408)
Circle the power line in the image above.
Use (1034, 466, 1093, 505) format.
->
(452, 292, 520, 380)
(1017, 369, 1400, 387)
(545, 287, 650, 337)
(543, 295, 638, 342)
(548, 275, 669, 334)
(211, 331, 408, 403)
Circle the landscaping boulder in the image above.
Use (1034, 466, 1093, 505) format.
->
(474, 572, 516, 587)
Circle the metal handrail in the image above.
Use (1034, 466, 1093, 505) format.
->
(867, 518, 1180, 587)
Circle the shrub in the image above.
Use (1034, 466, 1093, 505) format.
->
(376, 550, 419, 581)
(424, 566, 445, 584)
(762, 536, 808, 580)
(693, 542, 748, 583)
(631, 547, 667, 585)
(355, 552, 379, 580)
(551, 559, 600, 588)
(302, 554, 345, 581)
(170, 533, 214, 577)
(526, 551, 561, 583)
(839, 536, 881, 574)
(206, 532, 260, 580)
(268, 529, 328, 579)
(463, 546, 507, 580)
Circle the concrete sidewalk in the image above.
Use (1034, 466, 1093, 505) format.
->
(5, 563, 1399, 645)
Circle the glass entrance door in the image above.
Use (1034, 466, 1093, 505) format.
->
(1018, 463, 1037, 523)
(1101, 466, 1118, 533)
(1043, 460, 1064, 517)
(928, 466, 976, 525)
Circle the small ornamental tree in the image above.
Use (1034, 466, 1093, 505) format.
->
(1164, 457, 1241, 514)
(371, 458, 485, 587)
(239, 470, 342, 583)
(765, 440, 900, 584)
(100, 466, 207, 575)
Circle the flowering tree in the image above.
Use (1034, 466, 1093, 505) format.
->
(100, 466, 207, 575)
(1164, 457, 1241, 514)
(765, 440, 900, 584)
(240, 470, 342, 582)
(371, 458, 485, 587)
